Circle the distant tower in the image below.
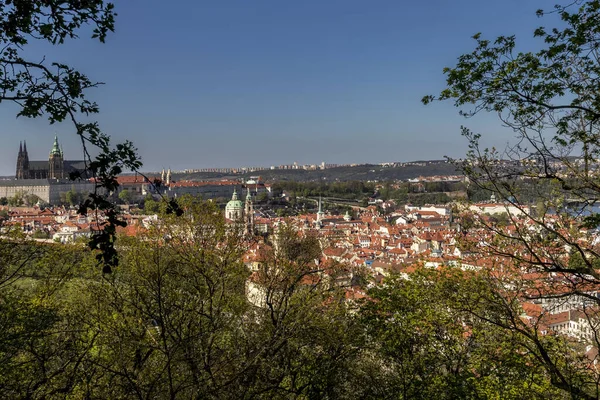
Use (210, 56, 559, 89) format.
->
(344, 210, 352, 222)
(161, 168, 166, 182)
(316, 196, 324, 228)
(23, 141, 30, 178)
(166, 168, 172, 185)
(16, 141, 30, 179)
(245, 187, 254, 235)
(48, 135, 64, 179)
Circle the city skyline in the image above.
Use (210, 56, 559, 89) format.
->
(1, 0, 547, 175)
(1, 136, 452, 177)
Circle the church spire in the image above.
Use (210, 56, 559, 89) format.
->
(23, 140, 27, 154)
(19, 141, 22, 154)
(50, 134, 61, 156)
(316, 195, 324, 227)
(244, 186, 254, 236)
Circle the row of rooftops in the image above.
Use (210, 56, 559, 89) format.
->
(242, 202, 600, 348)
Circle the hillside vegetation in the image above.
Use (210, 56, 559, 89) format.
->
(174, 161, 460, 182)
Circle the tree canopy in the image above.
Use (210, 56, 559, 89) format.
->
(0, 205, 581, 398)
(0, 1, 144, 270)
(425, 1, 600, 396)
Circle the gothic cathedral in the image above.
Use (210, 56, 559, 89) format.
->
(16, 136, 84, 180)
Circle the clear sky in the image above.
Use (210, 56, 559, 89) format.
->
(1, 0, 554, 174)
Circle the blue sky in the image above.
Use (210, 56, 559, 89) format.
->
(1, 0, 553, 174)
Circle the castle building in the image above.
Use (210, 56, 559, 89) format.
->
(0, 137, 94, 205)
(16, 136, 86, 180)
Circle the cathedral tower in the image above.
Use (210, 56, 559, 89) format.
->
(48, 135, 64, 179)
(16, 141, 30, 179)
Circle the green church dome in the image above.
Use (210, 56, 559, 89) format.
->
(225, 190, 244, 212)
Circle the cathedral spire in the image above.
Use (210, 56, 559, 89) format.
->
(23, 140, 27, 154)
(49, 134, 64, 179)
(50, 134, 61, 156)
(16, 141, 29, 179)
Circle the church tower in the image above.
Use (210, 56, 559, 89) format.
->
(245, 187, 254, 235)
(315, 195, 324, 228)
(16, 141, 30, 179)
(48, 135, 64, 179)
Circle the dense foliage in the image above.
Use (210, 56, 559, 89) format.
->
(0, 200, 595, 398)
(424, 1, 600, 398)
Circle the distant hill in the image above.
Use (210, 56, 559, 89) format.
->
(171, 161, 461, 183)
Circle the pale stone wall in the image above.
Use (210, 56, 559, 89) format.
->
(0, 180, 96, 204)
(0, 181, 51, 202)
